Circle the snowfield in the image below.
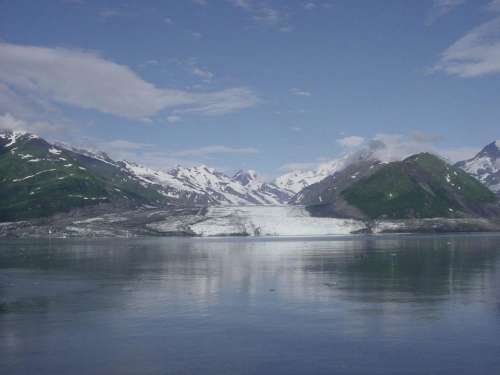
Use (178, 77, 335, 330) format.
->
(189, 205, 366, 236)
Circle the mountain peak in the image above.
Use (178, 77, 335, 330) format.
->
(0, 129, 38, 148)
(233, 169, 257, 186)
(456, 141, 500, 194)
(476, 141, 500, 159)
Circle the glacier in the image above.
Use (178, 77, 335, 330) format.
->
(150, 205, 367, 237)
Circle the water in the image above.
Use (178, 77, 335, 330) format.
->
(1, 234, 500, 375)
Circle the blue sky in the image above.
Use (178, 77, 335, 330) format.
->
(1, 0, 500, 178)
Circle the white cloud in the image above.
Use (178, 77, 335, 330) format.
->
(410, 131, 444, 143)
(190, 65, 214, 81)
(173, 87, 259, 115)
(173, 145, 259, 157)
(0, 112, 25, 131)
(228, 0, 286, 28)
(290, 88, 312, 97)
(164, 17, 174, 24)
(61, 0, 85, 4)
(107, 139, 151, 150)
(337, 136, 365, 147)
(426, 0, 465, 25)
(303, 2, 317, 10)
(488, 0, 500, 12)
(99, 9, 122, 20)
(276, 133, 482, 176)
(0, 42, 258, 120)
(440, 146, 479, 162)
(167, 115, 181, 124)
(433, 16, 500, 77)
(367, 133, 429, 162)
(278, 161, 320, 172)
(0, 112, 65, 134)
(367, 133, 479, 163)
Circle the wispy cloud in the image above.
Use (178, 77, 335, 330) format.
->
(191, 66, 214, 81)
(187, 59, 215, 82)
(228, 0, 288, 29)
(172, 88, 259, 115)
(278, 161, 321, 172)
(411, 131, 444, 143)
(433, 16, 500, 77)
(278, 132, 479, 175)
(337, 136, 365, 147)
(173, 145, 260, 157)
(426, 0, 465, 25)
(0, 42, 258, 120)
(367, 133, 477, 163)
(303, 2, 317, 10)
(107, 139, 152, 150)
(488, 0, 500, 12)
(440, 147, 479, 161)
(0, 112, 67, 134)
(99, 9, 122, 21)
(72, 138, 256, 170)
(61, 0, 85, 4)
(167, 115, 181, 124)
(290, 88, 311, 97)
(0, 112, 29, 131)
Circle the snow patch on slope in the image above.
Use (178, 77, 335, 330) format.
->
(2, 130, 27, 147)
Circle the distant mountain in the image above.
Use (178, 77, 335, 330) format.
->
(273, 156, 349, 194)
(0, 130, 293, 221)
(456, 141, 500, 194)
(294, 153, 499, 220)
(273, 147, 382, 194)
(124, 162, 293, 205)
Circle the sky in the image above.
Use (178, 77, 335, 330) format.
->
(0, 0, 500, 179)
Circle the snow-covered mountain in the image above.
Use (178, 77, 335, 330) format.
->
(273, 156, 350, 194)
(122, 162, 293, 205)
(456, 141, 500, 194)
(273, 148, 381, 194)
(56, 138, 294, 205)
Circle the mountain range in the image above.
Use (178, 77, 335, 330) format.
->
(0, 129, 293, 221)
(1, 129, 499, 231)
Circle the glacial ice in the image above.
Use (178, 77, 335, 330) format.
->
(189, 205, 366, 237)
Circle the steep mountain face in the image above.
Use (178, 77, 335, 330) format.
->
(456, 141, 500, 194)
(295, 153, 499, 220)
(124, 163, 293, 205)
(0, 130, 174, 221)
(231, 169, 294, 204)
(290, 159, 383, 217)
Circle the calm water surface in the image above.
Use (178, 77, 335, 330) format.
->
(1, 234, 500, 374)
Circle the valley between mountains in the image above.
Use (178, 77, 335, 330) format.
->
(1, 129, 500, 238)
